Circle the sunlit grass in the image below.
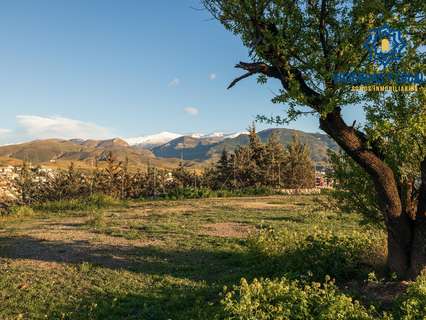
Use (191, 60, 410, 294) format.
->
(0, 195, 389, 319)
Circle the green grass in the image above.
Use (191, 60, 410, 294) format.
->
(0, 195, 388, 319)
(30, 194, 126, 213)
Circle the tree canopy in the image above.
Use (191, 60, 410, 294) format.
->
(202, 0, 426, 278)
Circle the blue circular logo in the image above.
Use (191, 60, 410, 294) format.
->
(363, 24, 407, 68)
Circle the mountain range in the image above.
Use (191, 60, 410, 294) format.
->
(123, 131, 248, 148)
(0, 128, 339, 169)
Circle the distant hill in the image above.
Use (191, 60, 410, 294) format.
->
(0, 138, 182, 170)
(152, 135, 226, 160)
(152, 128, 339, 163)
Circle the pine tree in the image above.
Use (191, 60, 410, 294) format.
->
(282, 136, 315, 188)
(214, 149, 232, 188)
(247, 123, 266, 185)
(265, 131, 286, 187)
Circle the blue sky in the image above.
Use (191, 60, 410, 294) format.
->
(0, 0, 361, 144)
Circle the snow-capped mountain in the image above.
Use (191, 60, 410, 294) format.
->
(223, 131, 249, 139)
(125, 132, 183, 148)
(125, 131, 249, 149)
(189, 132, 248, 139)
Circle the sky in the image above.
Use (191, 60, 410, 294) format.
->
(0, 0, 363, 144)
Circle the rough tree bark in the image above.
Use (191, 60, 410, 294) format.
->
(317, 109, 425, 279)
(410, 159, 426, 277)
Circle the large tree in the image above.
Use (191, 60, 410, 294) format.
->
(202, 0, 425, 278)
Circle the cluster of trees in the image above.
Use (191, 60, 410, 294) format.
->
(12, 128, 315, 205)
(205, 125, 315, 189)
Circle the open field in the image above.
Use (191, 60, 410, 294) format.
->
(0, 195, 388, 319)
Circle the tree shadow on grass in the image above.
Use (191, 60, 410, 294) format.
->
(0, 234, 385, 319)
(47, 286, 221, 320)
(0, 233, 383, 284)
(0, 235, 250, 319)
(0, 235, 252, 283)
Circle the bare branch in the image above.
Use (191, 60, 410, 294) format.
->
(227, 61, 282, 89)
(227, 71, 256, 89)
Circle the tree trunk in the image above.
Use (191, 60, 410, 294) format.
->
(409, 217, 426, 278)
(318, 109, 426, 279)
(386, 215, 426, 279)
(386, 214, 413, 278)
(409, 159, 426, 277)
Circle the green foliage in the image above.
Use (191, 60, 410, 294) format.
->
(202, 0, 423, 114)
(329, 151, 383, 226)
(31, 194, 122, 213)
(247, 226, 385, 283)
(8, 205, 35, 217)
(393, 273, 426, 319)
(365, 92, 426, 196)
(282, 136, 316, 189)
(161, 187, 213, 200)
(221, 277, 385, 320)
(209, 125, 315, 190)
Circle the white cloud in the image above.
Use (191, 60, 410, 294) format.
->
(0, 128, 11, 135)
(183, 107, 199, 116)
(209, 73, 216, 80)
(16, 115, 112, 140)
(168, 78, 180, 87)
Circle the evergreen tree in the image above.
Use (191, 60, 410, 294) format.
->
(282, 136, 315, 188)
(214, 149, 232, 188)
(265, 131, 286, 187)
(247, 123, 267, 185)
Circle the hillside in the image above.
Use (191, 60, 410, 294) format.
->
(151, 135, 226, 160)
(152, 128, 339, 163)
(0, 138, 182, 170)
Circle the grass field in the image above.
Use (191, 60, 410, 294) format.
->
(0, 195, 388, 319)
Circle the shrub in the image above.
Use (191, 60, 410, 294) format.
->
(221, 277, 385, 320)
(237, 186, 276, 196)
(393, 274, 426, 319)
(86, 210, 106, 228)
(8, 205, 36, 217)
(162, 187, 213, 200)
(246, 227, 385, 283)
